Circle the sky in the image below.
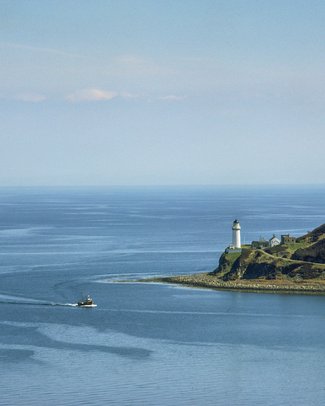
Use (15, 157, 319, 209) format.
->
(1, 0, 325, 186)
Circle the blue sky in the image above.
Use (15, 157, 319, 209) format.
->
(1, 0, 325, 185)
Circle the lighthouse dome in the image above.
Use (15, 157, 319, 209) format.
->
(232, 219, 241, 230)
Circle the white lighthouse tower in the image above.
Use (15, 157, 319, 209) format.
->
(232, 219, 241, 249)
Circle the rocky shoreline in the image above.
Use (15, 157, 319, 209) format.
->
(142, 273, 325, 295)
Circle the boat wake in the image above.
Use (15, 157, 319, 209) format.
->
(50, 303, 79, 307)
(0, 300, 79, 307)
(0, 294, 79, 308)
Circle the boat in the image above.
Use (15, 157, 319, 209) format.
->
(77, 295, 97, 308)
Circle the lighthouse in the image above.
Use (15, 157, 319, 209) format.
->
(232, 219, 241, 249)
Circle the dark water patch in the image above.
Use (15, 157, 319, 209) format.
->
(59, 343, 151, 359)
(0, 348, 35, 363)
(0, 324, 151, 360)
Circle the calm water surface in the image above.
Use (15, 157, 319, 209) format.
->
(0, 186, 325, 405)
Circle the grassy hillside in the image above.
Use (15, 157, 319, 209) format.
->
(213, 224, 325, 282)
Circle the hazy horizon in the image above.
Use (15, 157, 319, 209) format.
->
(0, 183, 324, 189)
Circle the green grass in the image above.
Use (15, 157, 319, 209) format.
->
(223, 251, 242, 266)
(267, 241, 311, 258)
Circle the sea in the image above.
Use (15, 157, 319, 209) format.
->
(0, 185, 325, 406)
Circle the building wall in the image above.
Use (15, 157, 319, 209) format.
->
(269, 238, 280, 247)
(281, 235, 296, 245)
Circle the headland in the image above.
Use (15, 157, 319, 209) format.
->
(143, 223, 325, 294)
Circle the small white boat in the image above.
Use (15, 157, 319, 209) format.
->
(77, 295, 97, 308)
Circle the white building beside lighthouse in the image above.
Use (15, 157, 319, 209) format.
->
(232, 219, 241, 249)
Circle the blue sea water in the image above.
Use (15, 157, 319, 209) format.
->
(0, 186, 325, 406)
